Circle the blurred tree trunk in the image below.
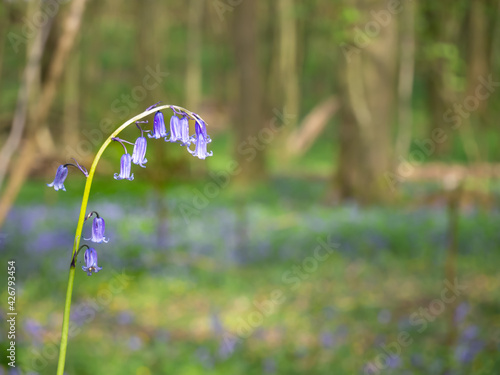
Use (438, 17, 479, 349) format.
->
(63, 44, 80, 148)
(135, 0, 170, 246)
(232, 0, 266, 183)
(421, 2, 464, 156)
(278, 0, 299, 128)
(185, 0, 203, 110)
(135, 0, 164, 103)
(0, 1, 53, 191)
(466, 0, 490, 110)
(335, 0, 398, 204)
(0, 0, 88, 228)
(395, 0, 416, 160)
(457, 0, 492, 162)
(0, 6, 10, 91)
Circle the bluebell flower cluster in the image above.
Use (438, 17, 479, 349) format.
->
(47, 103, 212, 276)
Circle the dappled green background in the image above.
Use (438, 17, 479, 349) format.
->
(1, 0, 500, 374)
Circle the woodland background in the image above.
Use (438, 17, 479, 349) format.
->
(1, 0, 500, 374)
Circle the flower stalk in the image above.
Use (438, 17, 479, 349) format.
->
(56, 104, 209, 375)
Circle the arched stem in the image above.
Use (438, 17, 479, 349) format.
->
(56, 104, 200, 375)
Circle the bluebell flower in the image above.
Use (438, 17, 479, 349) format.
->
(148, 111, 167, 139)
(85, 214, 108, 243)
(188, 120, 213, 160)
(114, 153, 134, 181)
(166, 115, 181, 143)
(132, 137, 148, 168)
(82, 247, 102, 276)
(47, 165, 69, 191)
(47, 159, 88, 191)
(179, 116, 191, 145)
(194, 116, 211, 141)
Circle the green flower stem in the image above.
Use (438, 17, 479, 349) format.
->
(56, 105, 198, 375)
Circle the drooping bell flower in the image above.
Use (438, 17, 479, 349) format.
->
(179, 116, 191, 145)
(114, 153, 134, 181)
(165, 115, 181, 143)
(112, 138, 134, 181)
(84, 212, 108, 243)
(47, 165, 69, 191)
(47, 158, 88, 191)
(188, 120, 213, 160)
(195, 116, 210, 140)
(148, 111, 167, 139)
(132, 122, 148, 168)
(82, 246, 102, 276)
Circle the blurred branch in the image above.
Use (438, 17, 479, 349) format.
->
(0, 0, 88, 228)
(0, 2, 54, 191)
(36, 0, 88, 129)
(278, 0, 299, 128)
(286, 96, 339, 157)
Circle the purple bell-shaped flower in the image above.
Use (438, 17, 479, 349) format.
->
(47, 165, 69, 191)
(82, 247, 102, 276)
(132, 137, 148, 168)
(85, 213, 109, 243)
(188, 120, 213, 160)
(114, 153, 134, 181)
(166, 115, 182, 143)
(47, 159, 88, 191)
(148, 111, 167, 139)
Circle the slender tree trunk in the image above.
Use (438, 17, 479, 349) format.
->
(63, 45, 80, 148)
(0, 1, 53, 191)
(335, 0, 398, 203)
(0, 0, 88, 228)
(232, 0, 266, 183)
(421, 1, 464, 156)
(278, 0, 299, 128)
(395, 0, 416, 160)
(185, 0, 203, 111)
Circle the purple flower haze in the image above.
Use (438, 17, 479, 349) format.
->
(132, 136, 148, 168)
(148, 111, 167, 139)
(114, 153, 134, 181)
(82, 247, 102, 276)
(454, 302, 469, 325)
(47, 165, 69, 191)
(85, 216, 108, 243)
